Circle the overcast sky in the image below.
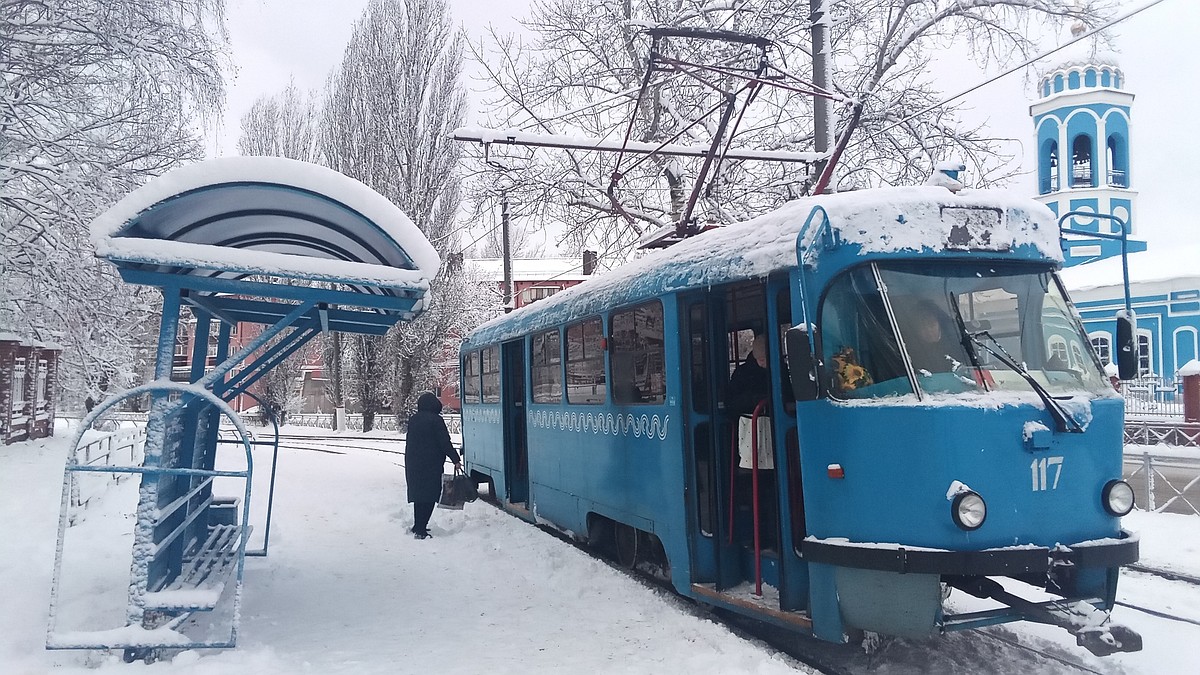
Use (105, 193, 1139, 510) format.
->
(207, 0, 1197, 284)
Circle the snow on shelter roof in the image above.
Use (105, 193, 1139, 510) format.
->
(90, 157, 440, 295)
(467, 186, 1060, 346)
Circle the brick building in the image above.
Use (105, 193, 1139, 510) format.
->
(1, 334, 62, 444)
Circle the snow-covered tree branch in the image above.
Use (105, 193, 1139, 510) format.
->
(1, 0, 228, 405)
(465, 0, 1114, 263)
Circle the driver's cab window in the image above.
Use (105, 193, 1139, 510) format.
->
(820, 267, 910, 398)
(821, 262, 1111, 400)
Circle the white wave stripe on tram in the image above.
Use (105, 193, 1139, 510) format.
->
(528, 409, 670, 440)
(463, 407, 502, 425)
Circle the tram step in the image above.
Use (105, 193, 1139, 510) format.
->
(690, 583, 812, 630)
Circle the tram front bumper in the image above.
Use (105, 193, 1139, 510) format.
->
(802, 529, 1138, 577)
(802, 531, 1140, 647)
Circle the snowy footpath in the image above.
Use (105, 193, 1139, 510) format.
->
(2, 428, 1199, 674)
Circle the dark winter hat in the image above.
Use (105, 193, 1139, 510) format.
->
(416, 392, 442, 413)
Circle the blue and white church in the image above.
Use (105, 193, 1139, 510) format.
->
(1034, 28, 1199, 382)
(1031, 25, 1139, 266)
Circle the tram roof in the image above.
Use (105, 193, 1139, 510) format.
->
(90, 157, 440, 304)
(465, 186, 1060, 347)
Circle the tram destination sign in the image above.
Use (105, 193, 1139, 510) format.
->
(941, 206, 1008, 252)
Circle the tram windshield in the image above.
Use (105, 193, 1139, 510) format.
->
(820, 262, 1110, 400)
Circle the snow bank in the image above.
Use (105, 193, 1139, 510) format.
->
(1177, 359, 1200, 377)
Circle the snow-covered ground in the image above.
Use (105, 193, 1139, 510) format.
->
(2, 424, 1198, 674)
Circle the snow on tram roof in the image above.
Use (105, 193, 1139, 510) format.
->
(90, 156, 441, 289)
(467, 186, 1060, 345)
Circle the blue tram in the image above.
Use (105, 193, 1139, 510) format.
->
(459, 186, 1141, 655)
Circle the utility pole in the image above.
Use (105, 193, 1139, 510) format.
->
(810, 0, 834, 191)
(501, 191, 513, 312)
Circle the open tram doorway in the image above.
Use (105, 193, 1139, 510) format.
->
(501, 340, 529, 507)
(680, 278, 800, 601)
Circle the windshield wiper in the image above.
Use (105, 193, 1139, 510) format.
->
(964, 330, 1085, 434)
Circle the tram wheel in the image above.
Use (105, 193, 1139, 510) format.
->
(614, 522, 638, 569)
(638, 531, 671, 580)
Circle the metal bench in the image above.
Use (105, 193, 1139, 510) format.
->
(144, 519, 249, 612)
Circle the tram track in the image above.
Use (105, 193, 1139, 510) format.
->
(974, 630, 1106, 675)
(1126, 562, 1200, 586)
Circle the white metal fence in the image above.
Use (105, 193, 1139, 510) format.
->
(285, 412, 462, 434)
(1122, 375, 1185, 418)
(68, 425, 147, 522)
(1123, 451, 1200, 516)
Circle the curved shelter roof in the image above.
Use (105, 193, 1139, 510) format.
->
(90, 157, 440, 327)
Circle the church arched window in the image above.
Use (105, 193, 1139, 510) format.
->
(1040, 139, 1059, 194)
(1071, 135, 1094, 188)
(1107, 135, 1128, 187)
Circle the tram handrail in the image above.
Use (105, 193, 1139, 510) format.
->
(750, 399, 768, 598)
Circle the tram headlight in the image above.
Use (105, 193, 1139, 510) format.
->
(1102, 480, 1135, 517)
(951, 491, 987, 531)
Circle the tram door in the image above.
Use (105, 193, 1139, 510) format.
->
(684, 282, 795, 594)
(680, 291, 740, 588)
(501, 339, 529, 505)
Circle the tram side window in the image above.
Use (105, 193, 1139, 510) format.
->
(820, 268, 911, 398)
(611, 301, 666, 404)
(566, 318, 607, 404)
(481, 345, 500, 403)
(531, 329, 563, 403)
(463, 350, 481, 404)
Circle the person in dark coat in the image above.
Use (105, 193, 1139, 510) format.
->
(405, 392, 460, 539)
(726, 334, 793, 417)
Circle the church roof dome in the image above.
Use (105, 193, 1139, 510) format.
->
(1037, 22, 1123, 99)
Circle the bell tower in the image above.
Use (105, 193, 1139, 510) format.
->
(1031, 24, 1144, 266)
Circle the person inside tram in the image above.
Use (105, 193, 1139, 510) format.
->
(901, 301, 960, 374)
(725, 333, 789, 550)
(726, 334, 793, 417)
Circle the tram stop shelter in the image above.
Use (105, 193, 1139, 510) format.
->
(47, 157, 440, 657)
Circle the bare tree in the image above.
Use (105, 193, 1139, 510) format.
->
(238, 79, 321, 161)
(466, 0, 1112, 263)
(321, 0, 468, 430)
(236, 84, 324, 421)
(1, 0, 228, 405)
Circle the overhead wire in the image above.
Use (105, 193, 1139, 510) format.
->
(846, 0, 1172, 153)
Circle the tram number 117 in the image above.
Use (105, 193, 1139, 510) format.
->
(1030, 456, 1064, 491)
